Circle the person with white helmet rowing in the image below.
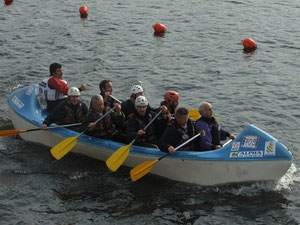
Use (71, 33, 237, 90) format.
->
(41, 87, 88, 132)
(126, 96, 168, 148)
(121, 85, 155, 121)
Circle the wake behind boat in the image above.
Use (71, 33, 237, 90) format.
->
(7, 85, 293, 186)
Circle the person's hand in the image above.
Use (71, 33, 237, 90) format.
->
(229, 134, 236, 140)
(113, 103, 121, 113)
(199, 130, 206, 137)
(41, 124, 47, 130)
(215, 145, 222, 149)
(168, 146, 175, 154)
(88, 122, 96, 129)
(160, 105, 168, 113)
(80, 84, 87, 91)
(137, 130, 145, 136)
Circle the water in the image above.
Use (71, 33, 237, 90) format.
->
(1, 0, 300, 224)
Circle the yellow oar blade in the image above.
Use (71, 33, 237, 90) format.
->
(188, 109, 219, 122)
(0, 129, 26, 137)
(130, 160, 159, 182)
(50, 135, 80, 160)
(188, 109, 200, 120)
(106, 143, 132, 172)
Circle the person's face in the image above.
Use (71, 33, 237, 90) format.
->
(69, 96, 79, 105)
(53, 67, 63, 79)
(176, 114, 189, 127)
(202, 104, 213, 119)
(103, 82, 113, 94)
(136, 105, 147, 116)
(171, 100, 179, 107)
(93, 99, 105, 113)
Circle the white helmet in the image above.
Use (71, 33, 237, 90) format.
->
(131, 85, 144, 94)
(135, 96, 148, 106)
(68, 87, 80, 97)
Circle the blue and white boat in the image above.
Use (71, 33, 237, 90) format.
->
(7, 85, 293, 186)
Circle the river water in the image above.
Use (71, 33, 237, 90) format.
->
(1, 0, 300, 224)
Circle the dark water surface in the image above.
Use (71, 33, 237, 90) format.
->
(1, 0, 300, 224)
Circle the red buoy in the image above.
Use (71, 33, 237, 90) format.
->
(4, 0, 13, 5)
(79, 5, 88, 17)
(152, 23, 167, 33)
(242, 38, 257, 49)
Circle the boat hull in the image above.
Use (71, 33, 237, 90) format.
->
(7, 85, 293, 186)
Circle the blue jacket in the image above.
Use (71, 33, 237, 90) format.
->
(195, 117, 229, 150)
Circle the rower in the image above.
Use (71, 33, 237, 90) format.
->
(99, 80, 119, 108)
(159, 107, 205, 153)
(127, 96, 168, 148)
(195, 102, 236, 150)
(41, 87, 88, 132)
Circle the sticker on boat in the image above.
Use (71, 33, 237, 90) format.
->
(26, 87, 33, 95)
(12, 96, 24, 109)
(230, 150, 263, 158)
(241, 135, 259, 148)
(264, 141, 276, 156)
(231, 142, 240, 151)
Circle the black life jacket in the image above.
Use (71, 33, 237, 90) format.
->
(57, 100, 84, 125)
(90, 107, 116, 137)
(171, 119, 196, 151)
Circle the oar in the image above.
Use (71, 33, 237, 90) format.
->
(0, 123, 82, 138)
(50, 108, 116, 160)
(130, 132, 202, 182)
(106, 110, 162, 172)
(188, 109, 219, 122)
(110, 95, 122, 104)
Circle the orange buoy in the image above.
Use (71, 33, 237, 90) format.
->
(242, 38, 257, 49)
(79, 5, 88, 17)
(152, 23, 167, 33)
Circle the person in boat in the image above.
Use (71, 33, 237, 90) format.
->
(41, 87, 88, 132)
(195, 102, 236, 150)
(39, 63, 87, 113)
(121, 85, 155, 120)
(159, 107, 206, 153)
(99, 80, 118, 108)
(160, 90, 180, 116)
(81, 94, 127, 143)
(127, 96, 169, 148)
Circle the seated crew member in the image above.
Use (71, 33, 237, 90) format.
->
(99, 80, 118, 108)
(81, 94, 127, 143)
(121, 85, 154, 120)
(159, 107, 205, 153)
(41, 87, 88, 132)
(195, 102, 236, 150)
(160, 90, 180, 116)
(127, 96, 168, 148)
(39, 63, 87, 112)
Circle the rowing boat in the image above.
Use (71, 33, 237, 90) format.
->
(7, 85, 293, 185)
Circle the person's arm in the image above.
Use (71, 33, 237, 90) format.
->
(126, 118, 139, 142)
(42, 103, 67, 127)
(195, 121, 215, 150)
(159, 126, 178, 153)
(48, 77, 69, 95)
